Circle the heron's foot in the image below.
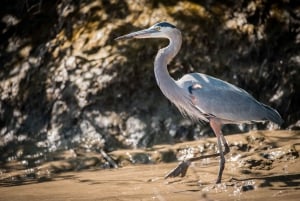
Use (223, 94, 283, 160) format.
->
(215, 177, 222, 184)
(164, 161, 191, 179)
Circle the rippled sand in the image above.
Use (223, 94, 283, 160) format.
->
(1, 130, 299, 201)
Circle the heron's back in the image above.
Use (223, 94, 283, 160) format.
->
(177, 73, 283, 125)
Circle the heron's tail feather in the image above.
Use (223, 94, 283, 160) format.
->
(262, 104, 284, 126)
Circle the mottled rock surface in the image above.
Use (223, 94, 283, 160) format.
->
(0, 0, 299, 170)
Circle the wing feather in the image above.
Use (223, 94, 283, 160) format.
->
(177, 73, 283, 124)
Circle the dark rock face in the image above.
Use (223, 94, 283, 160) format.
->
(0, 0, 299, 169)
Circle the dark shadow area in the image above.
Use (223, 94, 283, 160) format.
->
(0, 172, 78, 187)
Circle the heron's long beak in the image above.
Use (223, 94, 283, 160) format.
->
(115, 28, 159, 40)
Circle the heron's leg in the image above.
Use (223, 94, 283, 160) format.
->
(164, 120, 230, 180)
(209, 118, 226, 184)
(221, 133, 230, 154)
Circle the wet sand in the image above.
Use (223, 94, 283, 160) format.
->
(1, 130, 299, 201)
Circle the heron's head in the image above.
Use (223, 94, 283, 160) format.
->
(115, 22, 177, 40)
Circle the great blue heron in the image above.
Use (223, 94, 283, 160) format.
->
(115, 22, 283, 183)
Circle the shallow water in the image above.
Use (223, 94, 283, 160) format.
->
(1, 131, 299, 201)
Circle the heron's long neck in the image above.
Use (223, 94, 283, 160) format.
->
(154, 32, 182, 99)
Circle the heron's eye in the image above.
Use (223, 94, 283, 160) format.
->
(155, 26, 161, 31)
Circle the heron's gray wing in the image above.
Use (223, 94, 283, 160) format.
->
(190, 86, 266, 122)
(177, 73, 283, 124)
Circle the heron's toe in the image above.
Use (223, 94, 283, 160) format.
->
(164, 161, 191, 179)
